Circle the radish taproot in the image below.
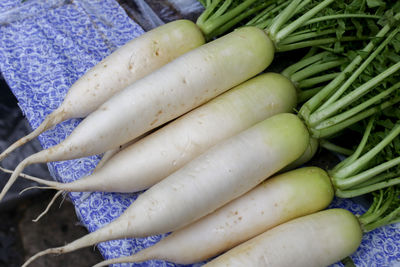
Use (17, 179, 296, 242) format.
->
(0, 19, 205, 162)
(2, 46, 348, 198)
(10, 47, 349, 194)
(21, 113, 309, 266)
(203, 208, 363, 267)
(14, 45, 347, 195)
(91, 166, 334, 266)
(0, 25, 275, 201)
(1, 0, 374, 200)
(0, 0, 273, 161)
(204, 186, 400, 267)
(18, 72, 297, 193)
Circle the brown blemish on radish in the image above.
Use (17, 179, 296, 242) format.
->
(150, 118, 158, 126)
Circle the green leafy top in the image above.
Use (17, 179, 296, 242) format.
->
(298, 10, 400, 139)
(358, 185, 400, 232)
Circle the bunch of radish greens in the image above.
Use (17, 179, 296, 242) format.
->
(326, 90, 400, 199)
(330, 111, 400, 231)
(0, 0, 399, 266)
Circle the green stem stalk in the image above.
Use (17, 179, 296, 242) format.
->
(278, 28, 340, 45)
(335, 156, 400, 190)
(267, 0, 307, 39)
(309, 96, 400, 138)
(297, 86, 324, 102)
(333, 123, 400, 182)
(274, 0, 335, 43)
(355, 171, 400, 189)
(305, 14, 380, 25)
(277, 36, 367, 52)
(298, 73, 340, 89)
(208, 1, 273, 38)
(298, 21, 395, 120)
(290, 59, 347, 83)
(310, 27, 400, 122)
(319, 140, 354, 156)
(331, 116, 375, 172)
(314, 82, 400, 131)
(335, 178, 400, 198)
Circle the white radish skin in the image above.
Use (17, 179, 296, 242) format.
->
(204, 209, 363, 267)
(92, 133, 145, 172)
(0, 19, 205, 162)
(92, 167, 334, 266)
(22, 72, 296, 193)
(21, 113, 308, 267)
(63, 20, 205, 118)
(0, 26, 274, 201)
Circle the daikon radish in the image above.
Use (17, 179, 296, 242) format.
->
(204, 209, 362, 267)
(92, 167, 334, 266)
(0, 0, 279, 161)
(19, 72, 296, 193)
(0, 20, 205, 161)
(0, 26, 274, 201)
(21, 113, 309, 266)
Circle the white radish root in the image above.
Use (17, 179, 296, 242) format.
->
(0, 19, 205, 162)
(16, 72, 296, 193)
(92, 166, 334, 266)
(21, 113, 308, 267)
(0, 26, 275, 201)
(204, 208, 363, 267)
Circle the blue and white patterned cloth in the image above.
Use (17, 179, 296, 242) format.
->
(0, 1, 398, 266)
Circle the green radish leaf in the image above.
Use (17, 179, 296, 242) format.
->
(367, 0, 386, 8)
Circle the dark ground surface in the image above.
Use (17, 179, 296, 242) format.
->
(0, 77, 104, 267)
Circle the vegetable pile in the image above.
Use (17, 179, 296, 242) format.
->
(0, 0, 399, 266)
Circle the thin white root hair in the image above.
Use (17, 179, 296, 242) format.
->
(33, 190, 64, 222)
(0, 166, 45, 180)
(0, 111, 62, 162)
(76, 192, 93, 205)
(22, 247, 64, 267)
(0, 166, 55, 186)
(92, 255, 132, 267)
(19, 186, 57, 195)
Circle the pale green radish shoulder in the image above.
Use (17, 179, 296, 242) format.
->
(281, 137, 318, 172)
(204, 208, 362, 267)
